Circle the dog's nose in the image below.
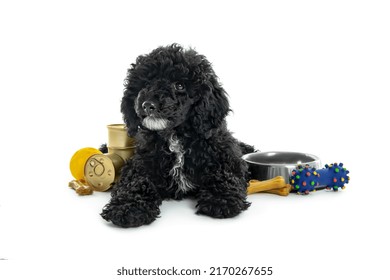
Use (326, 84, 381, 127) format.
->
(142, 101, 157, 115)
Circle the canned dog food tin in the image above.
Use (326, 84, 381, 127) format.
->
(84, 153, 124, 191)
(107, 146, 136, 162)
(107, 124, 136, 148)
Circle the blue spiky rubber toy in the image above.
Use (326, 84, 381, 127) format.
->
(289, 163, 350, 195)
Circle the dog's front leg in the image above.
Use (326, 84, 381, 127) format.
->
(196, 171, 250, 218)
(101, 159, 162, 228)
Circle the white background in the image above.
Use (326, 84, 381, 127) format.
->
(1, 0, 389, 279)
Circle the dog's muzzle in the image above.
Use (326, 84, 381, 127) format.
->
(135, 97, 169, 130)
(142, 117, 169, 131)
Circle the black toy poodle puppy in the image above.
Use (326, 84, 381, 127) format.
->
(101, 44, 255, 227)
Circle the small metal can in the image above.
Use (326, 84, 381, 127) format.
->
(107, 146, 135, 162)
(84, 153, 124, 191)
(106, 124, 136, 162)
(107, 124, 136, 148)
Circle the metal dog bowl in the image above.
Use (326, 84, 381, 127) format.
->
(243, 151, 321, 183)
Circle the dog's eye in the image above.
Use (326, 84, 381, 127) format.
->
(174, 82, 185, 91)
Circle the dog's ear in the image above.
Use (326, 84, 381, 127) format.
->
(121, 62, 145, 137)
(190, 73, 230, 137)
(121, 88, 140, 137)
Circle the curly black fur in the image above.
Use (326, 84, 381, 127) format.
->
(101, 44, 255, 227)
(99, 143, 108, 154)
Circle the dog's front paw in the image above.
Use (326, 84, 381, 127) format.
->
(196, 196, 250, 218)
(101, 201, 160, 228)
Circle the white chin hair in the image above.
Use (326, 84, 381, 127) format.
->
(142, 117, 169, 131)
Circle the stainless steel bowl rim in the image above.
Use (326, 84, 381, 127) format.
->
(242, 151, 321, 166)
